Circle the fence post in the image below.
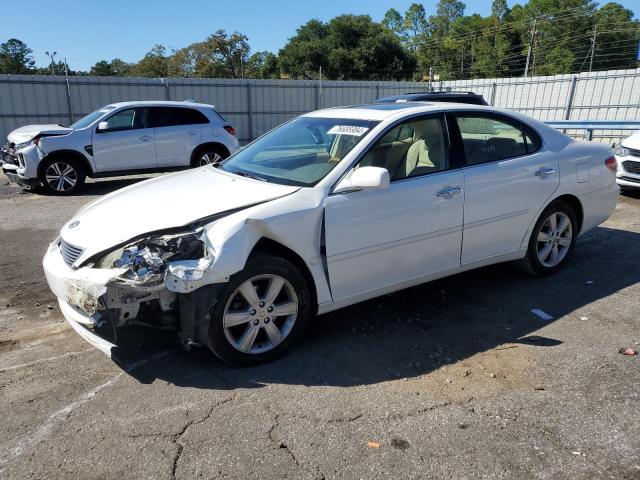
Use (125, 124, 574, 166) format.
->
(376, 84, 380, 102)
(564, 76, 577, 120)
(490, 82, 497, 106)
(64, 75, 73, 124)
(246, 81, 253, 142)
(163, 78, 170, 100)
(316, 83, 320, 110)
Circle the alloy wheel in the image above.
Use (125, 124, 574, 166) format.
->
(223, 274, 298, 354)
(45, 161, 77, 192)
(200, 152, 223, 167)
(536, 211, 573, 267)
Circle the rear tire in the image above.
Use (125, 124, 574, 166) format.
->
(517, 200, 578, 276)
(191, 145, 229, 168)
(39, 157, 85, 195)
(207, 254, 311, 366)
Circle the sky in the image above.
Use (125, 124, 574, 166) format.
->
(5, 0, 639, 72)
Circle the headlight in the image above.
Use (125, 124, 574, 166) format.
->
(96, 231, 205, 283)
(614, 146, 629, 157)
(14, 139, 34, 150)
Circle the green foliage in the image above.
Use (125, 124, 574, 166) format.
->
(1, 0, 638, 80)
(0, 38, 35, 74)
(279, 15, 415, 80)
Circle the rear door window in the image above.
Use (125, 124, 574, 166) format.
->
(455, 114, 528, 165)
(149, 107, 209, 128)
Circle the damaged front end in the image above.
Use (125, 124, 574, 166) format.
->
(76, 229, 222, 350)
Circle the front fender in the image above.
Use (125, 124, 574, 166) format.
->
(164, 189, 333, 305)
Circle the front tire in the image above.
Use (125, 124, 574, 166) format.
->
(207, 254, 311, 366)
(517, 200, 578, 276)
(39, 157, 85, 195)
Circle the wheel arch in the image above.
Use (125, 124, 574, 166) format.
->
(190, 142, 231, 166)
(38, 150, 94, 178)
(249, 237, 319, 316)
(550, 194, 584, 234)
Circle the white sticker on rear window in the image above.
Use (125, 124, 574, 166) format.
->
(327, 125, 369, 136)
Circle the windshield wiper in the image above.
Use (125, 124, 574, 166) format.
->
(232, 170, 267, 182)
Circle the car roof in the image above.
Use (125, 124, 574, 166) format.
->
(303, 102, 496, 121)
(106, 100, 215, 110)
(376, 92, 487, 105)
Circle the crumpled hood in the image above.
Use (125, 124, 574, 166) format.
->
(61, 167, 299, 263)
(7, 124, 72, 144)
(621, 132, 640, 151)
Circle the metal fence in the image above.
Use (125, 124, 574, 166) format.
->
(0, 68, 638, 145)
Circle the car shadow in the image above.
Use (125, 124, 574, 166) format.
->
(114, 225, 640, 389)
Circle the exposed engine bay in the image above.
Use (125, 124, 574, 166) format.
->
(89, 230, 220, 349)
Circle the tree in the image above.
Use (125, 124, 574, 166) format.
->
(89, 60, 113, 76)
(248, 51, 280, 78)
(382, 8, 405, 36)
(279, 15, 415, 80)
(491, 0, 509, 20)
(590, 2, 640, 71)
(0, 38, 35, 74)
(131, 45, 169, 77)
(168, 30, 251, 78)
(404, 3, 429, 47)
(89, 58, 131, 76)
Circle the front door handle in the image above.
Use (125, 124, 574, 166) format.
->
(437, 186, 462, 199)
(535, 167, 556, 177)
(188, 130, 199, 136)
(139, 135, 152, 142)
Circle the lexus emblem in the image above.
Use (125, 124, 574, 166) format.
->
(68, 220, 80, 229)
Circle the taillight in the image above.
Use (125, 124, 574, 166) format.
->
(223, 125, 236, 136)
(605, 156, 617, 171)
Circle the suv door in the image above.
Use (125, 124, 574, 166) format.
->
(150, 107, 207, 167)
(453, 112, 559, 265)
(91, 107, 157, 172)
(324, 114, 465, 303)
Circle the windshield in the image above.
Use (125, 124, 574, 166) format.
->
(69, 106, 117, 130)
(220, 117, 379, 186)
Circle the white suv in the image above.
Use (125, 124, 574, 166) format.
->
(1, 100, 239, 195)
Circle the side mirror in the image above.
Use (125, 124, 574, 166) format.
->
(333, 166, 390, 194)
(97, 121, 109, 132)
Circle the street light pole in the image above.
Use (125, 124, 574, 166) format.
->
(45, 50, 58, 75)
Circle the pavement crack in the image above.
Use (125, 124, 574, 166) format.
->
(170, 396, 235, 480)
(267, 411, 325, 480)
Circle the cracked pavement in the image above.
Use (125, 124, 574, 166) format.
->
(0, 174, 639, 479)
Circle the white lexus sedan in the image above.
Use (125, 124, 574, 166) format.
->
(43, 102, 619, 365)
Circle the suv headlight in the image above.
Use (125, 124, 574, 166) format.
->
(95, 231, 205, 284)
(614, 145, 630, 157)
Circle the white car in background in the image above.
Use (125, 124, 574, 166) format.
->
(43, 102, 618, 366)
(614, 131, 640, 191)
(1, 100, 239, 195)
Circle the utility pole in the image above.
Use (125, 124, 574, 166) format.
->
(523, 18, 538, 77)
(589, 25, 597, 72)
(460, 45, 464, 77)
(45, 50, 57, 75)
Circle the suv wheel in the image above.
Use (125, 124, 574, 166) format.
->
(517, 200, 578, 276)
(193, 145, 228, 168)
(207, 254, 311, 366)
(40, 158, 85, 195)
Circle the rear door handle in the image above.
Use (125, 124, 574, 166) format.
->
(139, 135, 152, 142)
(535, 167, 556, 177)
(437, 186, 462, 199)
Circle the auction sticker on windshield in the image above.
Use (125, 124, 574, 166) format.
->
(327, 125, 370, 136)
